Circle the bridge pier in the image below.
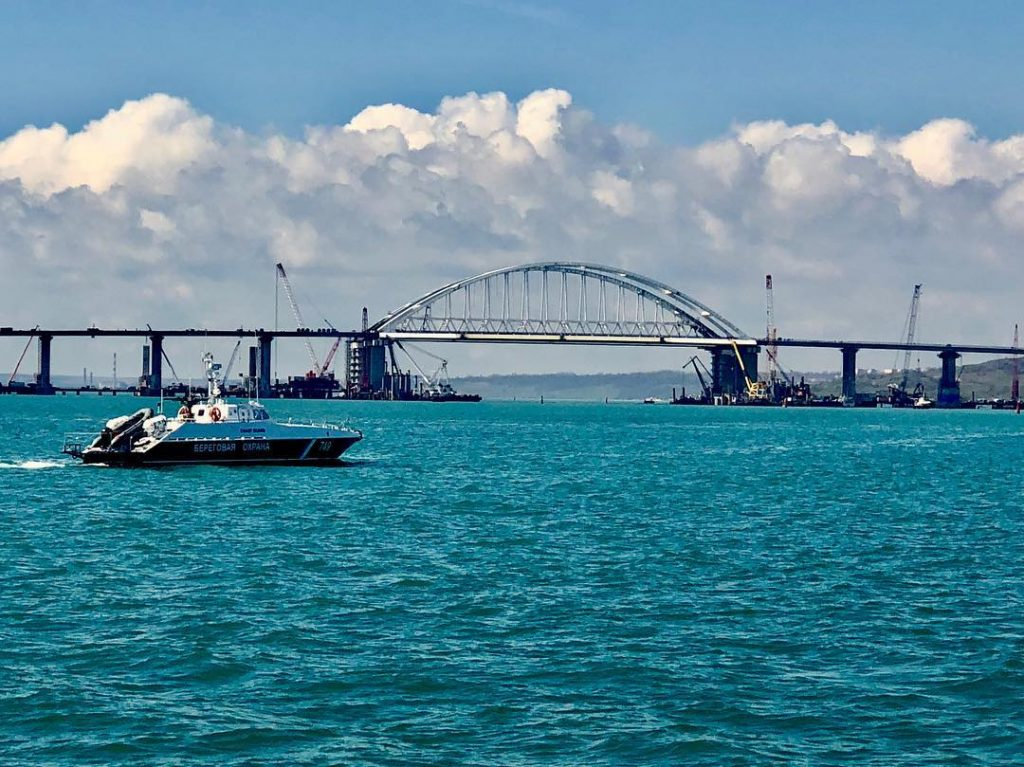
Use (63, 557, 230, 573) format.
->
(937, 348, 961, 408)
(841, 346, 857, 403)
(144, 334, 163, 396)
(258, 334, 273, 398)
(709, 348, 729, 397)
(347, 339, 388, 395)
(709, 346, 758, 398)
(35, 334, 54, 394)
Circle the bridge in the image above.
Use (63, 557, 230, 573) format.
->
(3, 262, 1022, 406)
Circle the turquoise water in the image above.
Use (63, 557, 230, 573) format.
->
(2, 397, 1023, 765)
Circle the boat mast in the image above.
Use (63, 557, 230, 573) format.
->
(203, 352, 223, 400)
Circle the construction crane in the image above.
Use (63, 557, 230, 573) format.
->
(275, 262, 322, 375)
(7, 325, 38, 386)
(221, 339, 243, 385)
(396, 341, 454, 396)
(1013, 324, 1020, 402)
(895, 284, 923, 392)
(161, 347, 182, 386)
(321, 322, 344, 375)
(729, 340, 769, 400)
(683, 355, 713, 401)
(765, 274, 778, 385)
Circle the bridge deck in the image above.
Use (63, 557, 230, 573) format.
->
(2, 328, 1022, 355)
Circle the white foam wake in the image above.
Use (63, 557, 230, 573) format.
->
(0, 459, 64, 470)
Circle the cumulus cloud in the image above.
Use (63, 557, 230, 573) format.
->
(2, 89, 1024, 375)
(0, 94, 213, 194)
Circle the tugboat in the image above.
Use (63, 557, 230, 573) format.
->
(63, 354, 362, 466)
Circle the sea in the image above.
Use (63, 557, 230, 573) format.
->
(2, 396, 1023, 765)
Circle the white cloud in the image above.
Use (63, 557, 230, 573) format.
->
(0, 94, 212, 195)
(515, 88, 572, 158)
(590, 170, 634, 215)
(345, 103, 437, 151)
(2, 89, 1024, 376)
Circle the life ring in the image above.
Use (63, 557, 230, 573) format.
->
(178, 406, 189, 419)
(210, 406, 222, 422)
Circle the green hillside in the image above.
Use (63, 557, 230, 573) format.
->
(453, 356, 1021, 402)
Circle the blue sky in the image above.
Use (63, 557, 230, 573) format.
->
(4, 1, 1024, 376)
(2, 0, 1023, 143)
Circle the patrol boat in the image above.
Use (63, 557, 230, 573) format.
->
(63, 353, 362, 466)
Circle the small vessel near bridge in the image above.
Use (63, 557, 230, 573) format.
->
(62, 354, 362, 466)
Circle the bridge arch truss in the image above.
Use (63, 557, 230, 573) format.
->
(371, 262, 752, 346)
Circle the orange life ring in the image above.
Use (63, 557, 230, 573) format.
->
(210, 406, 222, 422)
(178, 406, 189, 419)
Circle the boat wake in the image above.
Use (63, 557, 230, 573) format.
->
(0, 459, 65, 470)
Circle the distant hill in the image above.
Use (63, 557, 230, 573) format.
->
(4, 356, 1019, 402)
(811, 356, 1019, 402)
(451, 370, 699, 401)
(453, 356, 1022, 401)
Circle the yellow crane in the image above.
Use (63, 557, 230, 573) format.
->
(729, 340, 769, 401)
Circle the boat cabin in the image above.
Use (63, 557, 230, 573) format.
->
(178, 401, 271, 424)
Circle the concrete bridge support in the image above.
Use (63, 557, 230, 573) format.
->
(937, 349, 961, 408)
(841, 346, 857, 402)
(347, 339, 388, 395)
(710, 346, 758, 398)
(710, 348, 732, 397)
(35, 334, 54, 394)
(143, 334, 163, 397)
(258, 334, 273, 398)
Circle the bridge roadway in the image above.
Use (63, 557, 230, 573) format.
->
(773, 338, 1024, 356)
(3, 325, 1023, 404)
(0, 327, 365, 338)
(4, 327, 1021, 356)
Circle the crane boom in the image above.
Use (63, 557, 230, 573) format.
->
(395, 341, 437, 391)
(222, 339, 242, 384)
(898, 284, 922, 390)
(275, 262, 322, 374)
(729, 339, 768, 400)
(684, 355, 712, 400)
(320, 320, 344, 374)
(8, 326, 38, 386)
(322, 337, 343, 373)
(765, 274, 778, 385)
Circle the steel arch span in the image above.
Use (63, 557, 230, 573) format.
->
(371, 262, 755, 347)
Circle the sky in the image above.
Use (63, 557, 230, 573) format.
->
(3, 1, 1024, 379)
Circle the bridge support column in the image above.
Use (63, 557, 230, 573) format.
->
(841, 346, 857, 403)
(347, 339, 387, 396)
(710, 346, 759, 399)
(710, 347, 741, 398)
(366, 342, 386, 393)
(147, 334, 163, 397)
(258, 334, 273, 398)
(36, 334, 54, 395)
(709, 348, 724, 396)
(937, 349, 961, 408)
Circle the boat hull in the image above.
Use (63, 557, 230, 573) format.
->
(80, 435, 361, 467)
